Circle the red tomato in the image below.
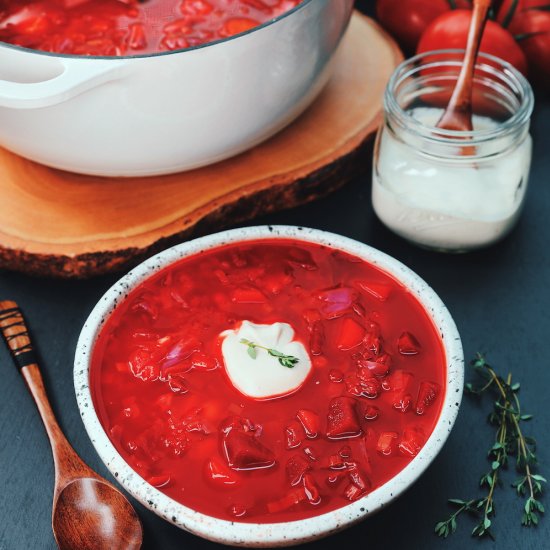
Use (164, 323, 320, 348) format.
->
(417, 10, 528, 75)
(376, 0, 451, 52)
(510, 10, 550, 90)
(497, 0, 550, 26)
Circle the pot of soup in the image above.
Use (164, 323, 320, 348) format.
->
(0, 0, 353, 176)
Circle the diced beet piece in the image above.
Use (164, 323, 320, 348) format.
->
(377, 432, 398, 455)
(129, 349, 160, 381)
(309, 320, 325, 356)
(364, 405, 380, 421)
(213, 269, 230, 285)
(181, 407, 212, 434)
(131, 293, 158, 319)
(286, 454, 311, 486)
(296, 409, 320, 439)
(329, 369, 344, 383)
(147, 474, 171, 488)
(398, 332, 421, 355)
(285, 420, 304, 449)
(326, 454, 346, 470)
(345, 373, 381, 399)
(382, 370, 414, 392)
(343, 483, 364, 501)
(220, 416, 275, 471)
(205, 457, 240, 487)
(326, 472, 346, 486)
(303, 309, 321, 324)
(303, 446, 318, 461)
(115, 361, 129, 373)
(303, 474, 321, 505)
(267, 488, 307, 514)
(326, 397, 362, 440)
(288, 248, 318, 271)
(313, 357, 328, 369)
(348, 465, 370, 492)
(168, 373, 189, 394)
(155, 392, 174, 412)
(228, 503, 247, 518)
(415, 381, 440, 415)
(317, 286, 358, 319)
(393, 393, 412, 413)
(190, 351, 219, 372)
(358, 374, 381, 398)
(121, 396, 141, 419)
(261, 270, 293, 295)
(352, 302, 366, 318)
(339, 445, 352, 459)
(399, 427, 425, 457)
(231, 287, 266, 303)
(357, 355, 391, 378)
(357, 281, 392, 302)
(163, 431, 190, 456)
(161, 336, 201, 369)
(336, 318, 366, 351)
(363, 321, 382, 355)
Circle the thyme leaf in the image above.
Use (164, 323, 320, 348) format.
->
(239, 338, 299, 369)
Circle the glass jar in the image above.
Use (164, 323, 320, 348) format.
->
(372, 50, 534, 252)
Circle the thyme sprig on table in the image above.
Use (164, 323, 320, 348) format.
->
(435, 354, 546, 539)
(239, 338, 299, 369)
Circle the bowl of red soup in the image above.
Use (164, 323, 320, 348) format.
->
(0, 0, 353, 176)
(74, 226, 463, 546)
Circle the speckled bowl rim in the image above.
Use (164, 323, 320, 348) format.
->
(74, 226, 464, 547)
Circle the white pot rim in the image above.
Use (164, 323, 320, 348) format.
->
(74, 225, 464, 547)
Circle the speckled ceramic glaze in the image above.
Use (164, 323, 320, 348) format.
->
(74, 226, 464, 547)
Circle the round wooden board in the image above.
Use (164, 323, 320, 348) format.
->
(0, 13, 402, 279)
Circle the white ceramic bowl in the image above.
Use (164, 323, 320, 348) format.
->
(74, 226, 464, 547)
(0, 1, 353, 176)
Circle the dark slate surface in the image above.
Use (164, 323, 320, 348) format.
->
(0, 3, 548, 549)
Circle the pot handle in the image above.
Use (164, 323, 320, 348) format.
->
(0, 54, 128, 109)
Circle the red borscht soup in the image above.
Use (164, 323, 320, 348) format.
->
(90, 239, 446, 523)
(0, 0, 302, 56)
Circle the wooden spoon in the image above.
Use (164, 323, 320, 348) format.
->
(436, 0, 492, 131)
(0, 300, 143, 550)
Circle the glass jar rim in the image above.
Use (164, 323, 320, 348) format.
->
(384, 49, 534, 146)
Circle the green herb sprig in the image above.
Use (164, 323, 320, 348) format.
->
(435, 354, 546, 539)
(239, 338, 299, 369)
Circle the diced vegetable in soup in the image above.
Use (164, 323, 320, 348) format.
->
(90, 239, 446, 523)
(0, 0, 302, 56)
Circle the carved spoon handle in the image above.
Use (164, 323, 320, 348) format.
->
(0, 300, 37, 368)
(0, 300, 91, 488)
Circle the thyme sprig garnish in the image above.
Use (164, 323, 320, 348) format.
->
(435, 354, 546, 539)
(239, 338, 299, 369)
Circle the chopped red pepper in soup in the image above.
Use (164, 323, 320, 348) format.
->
(0, 0, 302, 56)
(90, 239, 446, 523)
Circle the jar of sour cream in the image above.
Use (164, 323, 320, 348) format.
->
(372, 50, 534, 252)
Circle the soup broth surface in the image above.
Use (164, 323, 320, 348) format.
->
(90, 239, 446, 523)
(0, 0, 301, 56)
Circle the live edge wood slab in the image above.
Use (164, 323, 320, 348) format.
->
(0, 13, 402, 279)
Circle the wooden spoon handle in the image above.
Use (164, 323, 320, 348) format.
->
(0, 300, 38, 369)
(437, 0, 492, 131)
(0, 300, 92, 486)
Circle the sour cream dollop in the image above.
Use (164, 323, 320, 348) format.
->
(221, 321, 312, 400)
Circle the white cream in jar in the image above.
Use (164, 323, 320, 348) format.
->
(372, 52, 534, 252)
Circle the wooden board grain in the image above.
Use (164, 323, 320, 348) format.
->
(0, 13, 402, 278)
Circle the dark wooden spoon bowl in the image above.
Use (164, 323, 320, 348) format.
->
(0, 301, 143, 550)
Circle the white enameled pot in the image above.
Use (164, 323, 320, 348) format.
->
(74, 226, 464, 548)
(0, 0, 353, 176)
